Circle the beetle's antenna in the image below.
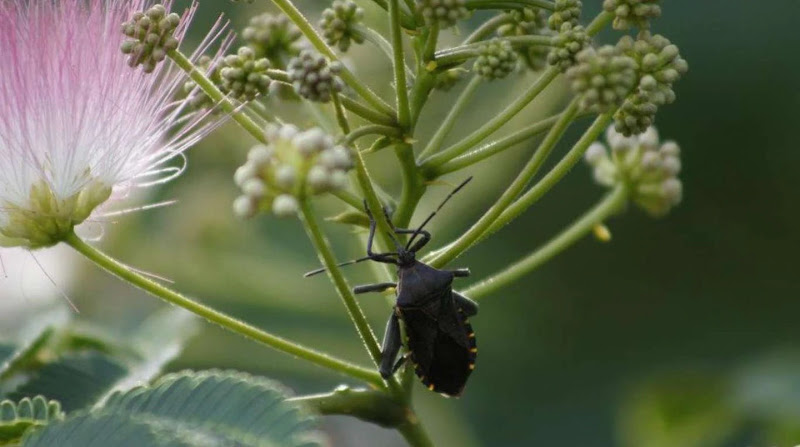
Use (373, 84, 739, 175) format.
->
(406, 177, 473, 250)
(304, 253, 398, 277)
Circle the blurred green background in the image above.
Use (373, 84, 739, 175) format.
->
(3, 1, 800, 446)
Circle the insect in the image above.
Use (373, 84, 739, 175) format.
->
(306, 177, 478, 396)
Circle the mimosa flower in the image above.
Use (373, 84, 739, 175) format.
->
(0, 0, 227, 248)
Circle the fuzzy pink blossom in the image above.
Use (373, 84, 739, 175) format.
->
(0, 0, 228, 248)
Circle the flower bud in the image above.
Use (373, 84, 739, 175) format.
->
(242, 13, 302, 65)
(121, 4, 182, 73)
(287, 50, 344, 103)
(548, 0, 582, 30)
(272, 194, 298, 217)
(498, 8, 551, 72)
(416, 0, 469, 27)
(320, 0, 365, 52)
(473, 40, 518, 81)
(602, 0, 661, 30)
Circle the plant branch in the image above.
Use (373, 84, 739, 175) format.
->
(168, 50, 266, 144)
(465, 0, 555, 12)
(427, 98, 580, 268)
(426, 111, 578, 177)
(418, 75, 481, 160)
(354, 25, 415, 80)
(290, 387, 406, 428)
(420, 67, 559, 168)
(265, 0, 395, 116)
(346, 125, 404, 145)
(63, 232, 382, 386)
(339, 96, 399, 126)
(434, 35, 553, 68)
(464, 184, 628, 299)
(389, 0, 411, 130)
(463, 14, 513, 45)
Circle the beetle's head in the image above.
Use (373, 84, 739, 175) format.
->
(397, 248, 416, 267)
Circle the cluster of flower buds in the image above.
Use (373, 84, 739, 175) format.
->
(566, 45, 637, 112)
(120, 4, 181, 73)
(219, 47, 272, 101)
(585, 126, 681, 216)
(473, 39, 518, 80)
(548, 0, 582, 30)
(602, 0, 661, 30)
(497, 8, 550, 71)
(242, 13, 303, 65)
(416, 0, 470, 28)
(233, 125, 354, 219)
(287, 50, 345, 102)
(613, 32, 688, 135)
(547, 23, 590, 72)
(320, 0, 365, 52)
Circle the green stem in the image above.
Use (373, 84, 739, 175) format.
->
(389, 0, 411, 130)
(486, 111, 616, 237)
(265, 0, 396, 116)
(423, 23, 439, 61)
(392, 143, 426, 228)
(63, 232, 381, 386)
(331, 92, 352, 134)
(418, 76, 481, 160)
(298, 200, 405, 396)
(346, 125, 404, 144)
(428, 99, 580, 268)
(421, 67, 559, 168)
(297, 200, 382, 363)
(168, 50, 266, 144)
(427, 111, 574, 177)
(465, 0, 555, 11)
(422, 110, 616, 264)
(340, 96, 398, 126)
(398, 416, 437, 447)
(463, 13, 513, 44)
(290, 387, 406, 428)
(434, 35, 553, 67)
(464, 184, 628, 299)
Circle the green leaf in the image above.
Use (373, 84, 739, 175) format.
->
(23, 370, 321, 447)
(0, 396, 63, 445)
(22, 413, 191, 447)
(6, 352, 128, 412)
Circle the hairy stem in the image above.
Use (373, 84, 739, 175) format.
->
(63, 232, 382, 386)
(398, 415, 437, 447)
(428, 98, 580, 268)
(464, 184, 628, 299)
(340, 96, 399, 126)
(463, 13, 513, 45)
(434, 35, 553, 68)
(265, 0, 395, 116)
(346, 125, 404, 145)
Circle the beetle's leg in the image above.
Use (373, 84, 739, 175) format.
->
(366, 213, 399, 264)
(447, 268, 471, 278)
(379, 312, 402, 379)
(453, 291, 479, 317)
(391, 353, 409, 374)
(353, 282, 397, 294)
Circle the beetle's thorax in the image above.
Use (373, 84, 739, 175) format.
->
(395, 260, 454, 307)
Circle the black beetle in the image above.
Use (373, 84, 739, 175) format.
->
(306, 178, 478, 396)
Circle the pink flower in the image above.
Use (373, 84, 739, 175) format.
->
(0, 0, 229, 248)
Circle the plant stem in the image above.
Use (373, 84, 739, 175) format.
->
(63, 232, 382, 386)
(340, 96, 399, 126)
(168, 50, 266, 144)
(464, 184, 628, 299)
(428, 98, 580, 268)
(398, 415, 437, 447)
(289, 387, 406, 428)
(434, 35, 552, 68)
(389, 0, 411, 130)
(486, 111, 616, 236)
(465, 0, 555, 11)
(332, 188, 364, 210)
(393, 143, 426, 228)
(298, 200, 405, 396)
(265, 0, 396, 117)
(427, 111, 574, 177)
(297, 200, 382, 363)
(421, 67, 559, 168)
(418, 76, 481, 160)
(463, 13, 513, 45)
(332, 92, 352, 134)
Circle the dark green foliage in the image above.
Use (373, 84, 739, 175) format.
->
(0, 396, 63, 445)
